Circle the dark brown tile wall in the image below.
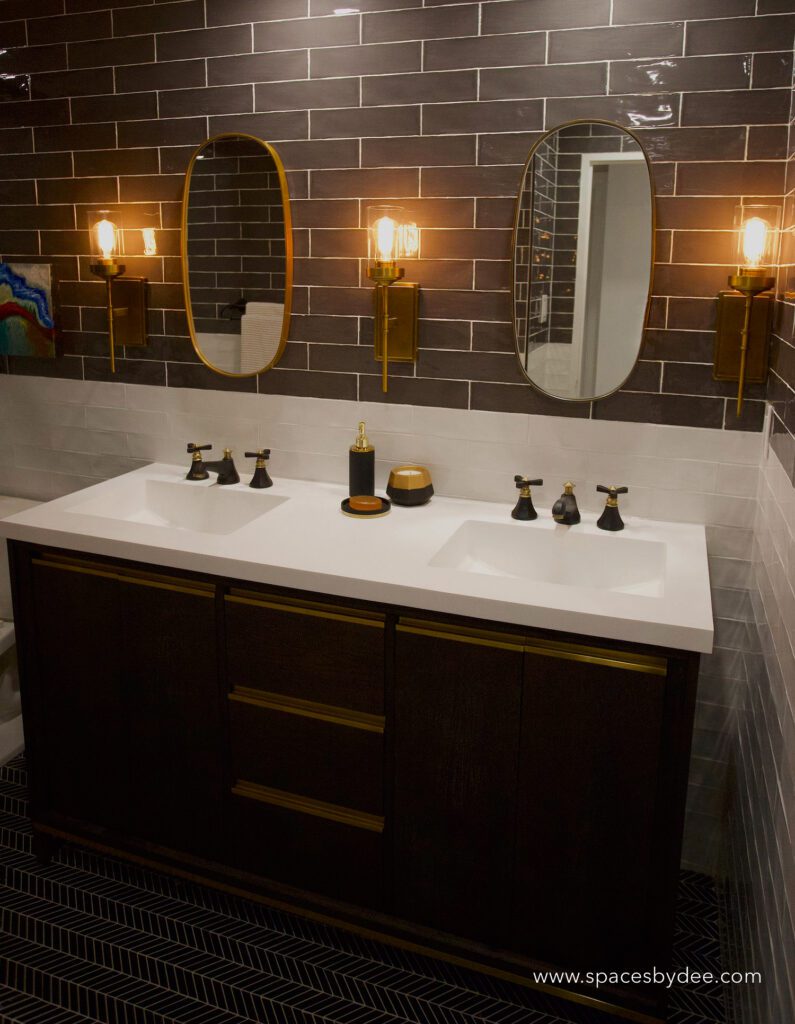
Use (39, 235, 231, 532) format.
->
(0, 0, 791, 429)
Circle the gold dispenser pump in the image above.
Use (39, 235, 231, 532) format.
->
(351, 421, 373, 453)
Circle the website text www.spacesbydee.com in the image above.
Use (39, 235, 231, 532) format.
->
(532, 968, 762, 990)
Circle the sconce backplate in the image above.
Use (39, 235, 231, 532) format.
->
(374, 281, 418, 363)
(713, 290, 773, 384)
(111, 277, 148, 349)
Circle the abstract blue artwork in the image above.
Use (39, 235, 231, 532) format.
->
(0, 262, 56, 358)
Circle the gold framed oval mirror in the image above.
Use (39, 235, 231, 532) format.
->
(512, 119, 654, 402)
(181, 133, 292, 377)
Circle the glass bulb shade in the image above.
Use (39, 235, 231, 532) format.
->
(734, 204, 780, 271)
(366, 205, 418, 266)
(87, 210, 122, 261)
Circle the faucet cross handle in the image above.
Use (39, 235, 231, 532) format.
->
(597, 484, 628, 532)
(514, 475, 543, 491)
(512, 475, 543, 521)
(245, 449, 273, 489)
(597, 484, 628, 504)
(245, 449, 271, 463)
(186, 443, 212, 480)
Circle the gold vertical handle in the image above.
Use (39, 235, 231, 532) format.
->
(736, 293, 753, 416)
(381, 282, 389, 393)
(106, 277, 116, 374)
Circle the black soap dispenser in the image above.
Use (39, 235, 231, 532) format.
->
(349, 421, 375, 497)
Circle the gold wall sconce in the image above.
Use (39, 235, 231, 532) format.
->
(714, 204, 780, 416)
(87, 210, 149, 372)
(366, 205, 419, 393)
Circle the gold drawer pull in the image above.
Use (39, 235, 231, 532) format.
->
(33, 557, 214, 599)
(232, 780, 384, 833)
(397, 617, 524, 652)
(226, 591, 384, 629)
(398, 616, 667, 675)
(229, 686, 384, 734)
(523, 638, 667, 676)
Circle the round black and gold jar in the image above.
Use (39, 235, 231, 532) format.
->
(386, 465, 434, 507)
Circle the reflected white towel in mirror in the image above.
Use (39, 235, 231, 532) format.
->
(240, 302, 284, 375)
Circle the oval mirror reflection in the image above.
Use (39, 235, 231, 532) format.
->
(182, 133, 292, 377)
(512, 121, 653, 401)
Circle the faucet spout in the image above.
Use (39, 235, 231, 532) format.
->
(203, 448, 240, 486)
(552, 482, 580, 526)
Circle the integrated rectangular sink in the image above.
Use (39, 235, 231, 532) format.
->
(429, 520, 666, 597)
(69, 477, 287, 535)
(0, 461, 713, 651)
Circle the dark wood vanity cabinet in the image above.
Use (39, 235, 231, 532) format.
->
(9, 541, 699, 1021)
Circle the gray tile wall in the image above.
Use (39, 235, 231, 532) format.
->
(722, 41, 795, 1024)
(0, 0, 791, 429)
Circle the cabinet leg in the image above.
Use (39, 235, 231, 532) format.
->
(32, 831, 58, 866)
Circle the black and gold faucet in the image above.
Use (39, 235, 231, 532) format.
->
(186, 442, 212, 480)
(596, 485, 628, 532)
(511, 476, 543, 521)
(245, 449, 273, 489)
(186, 444, 240, 485)
(552, 482, 580, 526)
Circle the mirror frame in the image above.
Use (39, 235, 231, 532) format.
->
(181, 132, 293, 378)
(510, 118, 656, 403)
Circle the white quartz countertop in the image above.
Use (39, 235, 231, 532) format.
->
(1, 464, 714, 654)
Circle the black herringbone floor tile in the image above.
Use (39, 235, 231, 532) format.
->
(0, 755, 727, 1024)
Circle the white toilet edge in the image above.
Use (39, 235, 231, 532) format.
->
(0, 621, 15, 659)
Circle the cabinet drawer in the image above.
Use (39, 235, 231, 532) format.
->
(229, 688, 384, 814)
(225, 589, 385, 714)
(230, 782, 383, 908)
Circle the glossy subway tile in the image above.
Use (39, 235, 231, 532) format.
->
(0, 0, 788, 435)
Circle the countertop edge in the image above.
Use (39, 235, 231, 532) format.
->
(2, 518, 715, 655)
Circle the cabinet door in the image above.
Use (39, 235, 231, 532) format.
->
(18, 550, 223, 858)
(119, 571, 221, 857)
(392, 618, 523, 945)
(514, 638, 667, 970)
(26, 558, 127, 831)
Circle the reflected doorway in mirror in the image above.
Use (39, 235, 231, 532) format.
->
(511, 120, 654, 403)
